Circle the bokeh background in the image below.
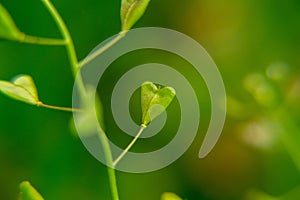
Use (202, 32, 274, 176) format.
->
(1, 0, 300, 199)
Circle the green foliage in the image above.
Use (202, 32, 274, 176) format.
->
(19, 181, 44, 200)
(0, 4, 23, 41)
(141, 82, 176, 126)
(1, 0, 178, 200)
(161, 192, 183, 200)
(244, 69, 300, 172)
(120, 0, 151, 30)
(0, 0, 299, 199)
(0, 74, 40, 105)
(244, 73, 279, 108)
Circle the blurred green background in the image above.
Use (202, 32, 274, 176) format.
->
(1, 0, 300, 199)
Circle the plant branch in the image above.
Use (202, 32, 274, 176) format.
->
(41, 0, 86, 97)
(40, 1, 120, 200)
(19, 34, 67, 46)
(113, 125, 146, 167)
(38, 102, 82, 112)
(96, 126, 120, 200)
(78, 31, 126, 68)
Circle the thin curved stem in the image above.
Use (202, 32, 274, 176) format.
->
(78, 31, 126, 68)
(38, 102, 82, 112)
(96, 126, 120, 200)
(113, 125, 146, 167)
(41, 0, 86, 97)
(40, 1, 120, 200)
(19, 34, 66, 46)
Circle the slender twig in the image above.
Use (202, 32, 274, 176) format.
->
(78, 31, 126, 68)
(38, 102, 82, 112)
(19, 34, 67, 46)
(96, 126, 120, 200)
(113, 125, 146, 167)
(40, 0, 86, 97)
(40, 1, 120, 200)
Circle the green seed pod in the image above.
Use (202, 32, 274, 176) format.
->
(0, 4, 23, 40)
(19, 181, 44, 200)
(120, 0, 151, 31)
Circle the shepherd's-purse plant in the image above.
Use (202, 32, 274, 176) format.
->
(0, 0, 183, 200)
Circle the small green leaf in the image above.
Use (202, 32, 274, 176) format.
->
(161, 192, 183, 200)
(0, 74, 39, 105)
(120, 0, 151, 30)
(0, 4, 23, 40)
(19, 181, 44, 200)
(141, 81, 176, 126)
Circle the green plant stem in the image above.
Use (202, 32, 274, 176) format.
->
(38, 102, 82, 112)
(113, 125, 146, 167)
(97, 126, 120, 200)
(19, 34, 66, 46)
(78, 31, 126, 68)
(41, 0, 86, 97)
(41, 1, 120, 200)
